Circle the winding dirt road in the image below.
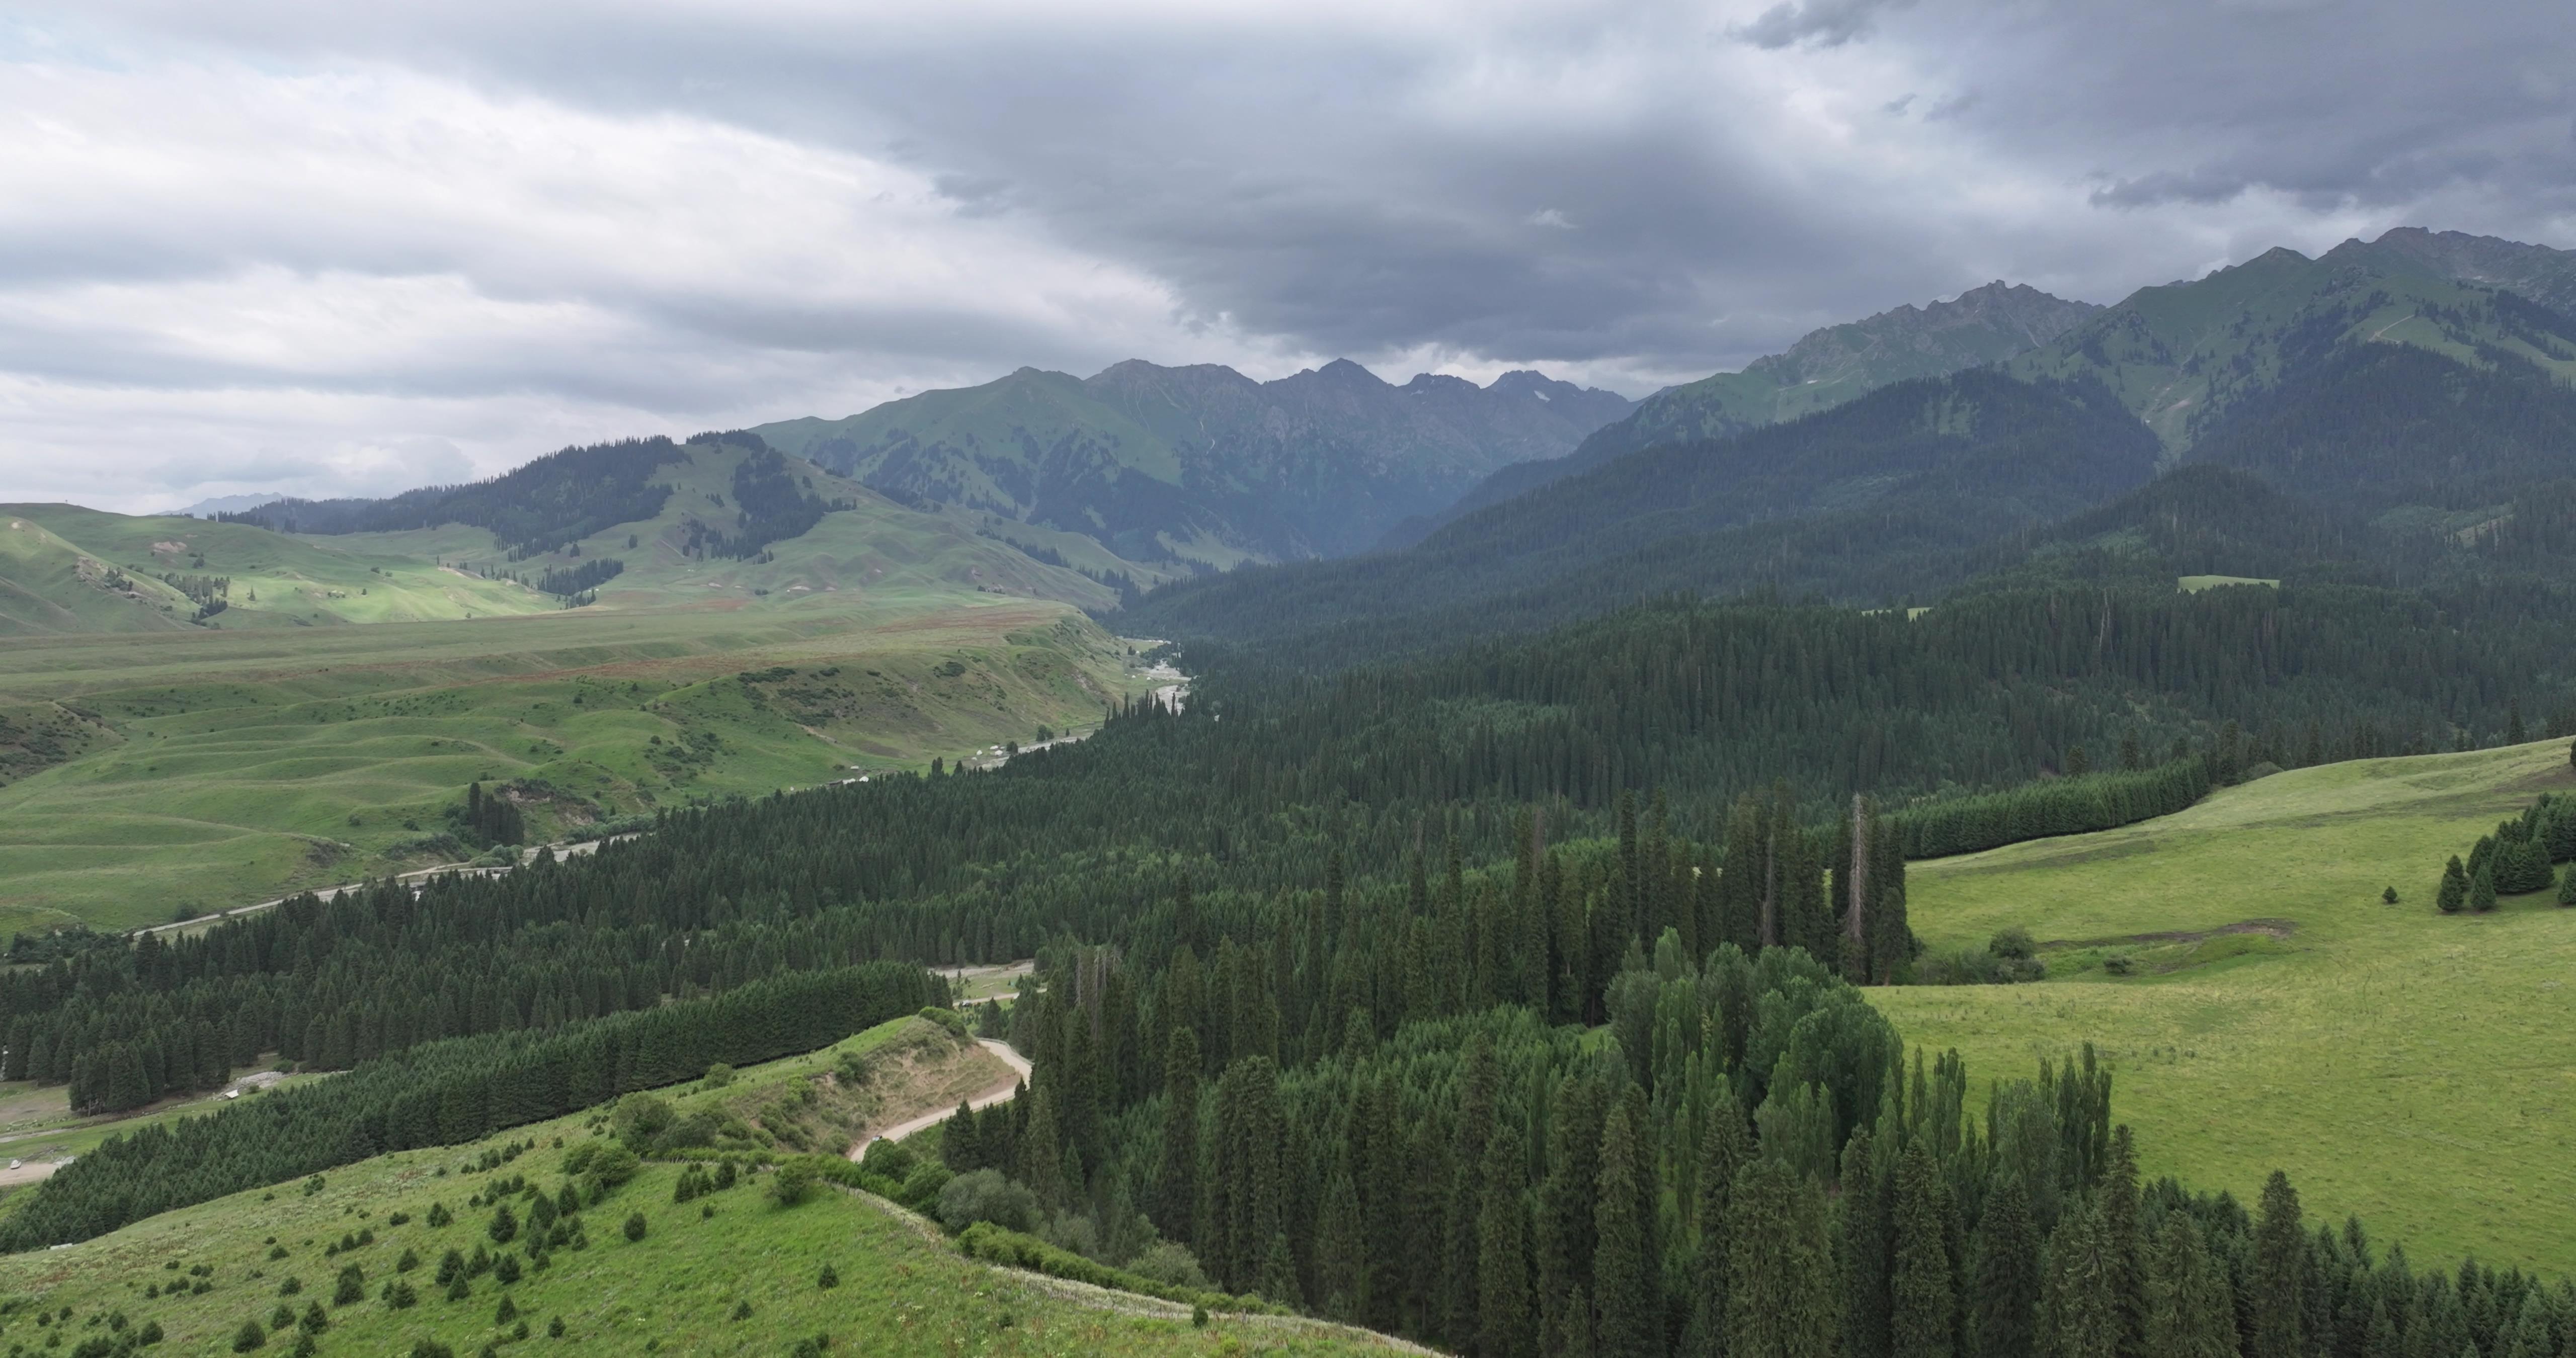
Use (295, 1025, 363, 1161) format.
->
(849, 1038, 1032, 1156)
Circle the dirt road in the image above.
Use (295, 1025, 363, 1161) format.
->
(849, 1039, 1031, 1155)
(133, 834, 631, 938)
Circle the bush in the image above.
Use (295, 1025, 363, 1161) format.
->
(621, 1211, 647, 1242)
(954, 1223, 1269, 1314)
(232, 1319, 267, 1352)
(1988, 927, 2036, 961)
(701, 1062, 735, 1089)
(1124, 1240, 1212, 1291)
(585, 1144, 641, 1193)
(770, 1159, 821, 1209)
(936, 1170, 1038, 1235)
(2103, 955, 2136, 976)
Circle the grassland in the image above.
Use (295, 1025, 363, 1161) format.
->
(1870, 739, 2576, 1275)
(0, 600, 1159, 933)
(0, 1017, 1403, 1357)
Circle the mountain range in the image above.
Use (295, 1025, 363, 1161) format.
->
(1125, 226, 2576, 661)
(752, 360, 1634, 564)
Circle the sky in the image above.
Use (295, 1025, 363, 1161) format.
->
(1, 0, 2571, 512)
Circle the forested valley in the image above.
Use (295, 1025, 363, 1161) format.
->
(6, 543, 2575, 1354)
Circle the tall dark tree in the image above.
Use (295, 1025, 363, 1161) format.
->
(1726, 1158, 1837, 1358)
(1592, 1100, 1657, 1358)
(1969, 1170, 2042, 1358)
(2249, 1172, 2306, 1358)
(1890, 1141, 1958, 1358)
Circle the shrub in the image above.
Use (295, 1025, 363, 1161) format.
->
(231, 1319, 266, 1352)
(2103, 955, 2136, 976)
(1124, 1240, 1212, 1290)
(1989, 927, 2036, 961)
(622, 1212, 647, 1242)
(817, 1263, 839, 1290)
(771, 1159, 821, 1209)
(936, 1169, 1038, 1235)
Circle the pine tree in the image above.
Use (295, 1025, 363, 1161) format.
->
(1968, 1170, 2041, 1358)
(1591, 1101, 1655, 1358)
(2144, 1215, 2236, 1358)
(2100, 1127, 2145, 1358)
(2037, 1200, 2121, 1358)
(1688, 1084, 1753, 1358)
(1477, 1118, 1533, 1358)
(2250, 1171, 2305, 1358)
(1725, 1158, 1836, 1358)
(1890, 1141, 1956, 1358)
(1155, 1027, 1200, 1247)
(2468, 863, 2498, 915)
(1837, 1128, 1891, 1358)
(1315, 1170, 1366, 1324)
(2438, 857, 2468, 914)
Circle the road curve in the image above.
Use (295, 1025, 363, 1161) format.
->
(850, 1039, 1031, 1156)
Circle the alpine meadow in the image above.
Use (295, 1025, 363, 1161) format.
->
(9, 8, 2576, 1357)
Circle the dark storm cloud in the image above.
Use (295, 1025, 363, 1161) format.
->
(4, 0, 2574, 508)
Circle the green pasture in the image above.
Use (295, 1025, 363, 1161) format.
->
(0, 600, 1153, 931)
(0, 1018, 1399, 1356)
(1871, 739, 2576, 1275)
(2177, 574, 2279, 592)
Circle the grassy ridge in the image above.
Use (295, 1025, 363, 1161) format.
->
(0, 602, 1154, 932)
(1871, 739, 2576, 1273)
(0, 1018, 1403, 1356)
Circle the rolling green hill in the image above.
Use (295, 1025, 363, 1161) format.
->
(755, 360, 1633, 563)
(0, 515, 204, 635)
(0, 1015, 1408, 1356)
(1871, 738, 2576, 1274)
(0, 599, 1155, 932)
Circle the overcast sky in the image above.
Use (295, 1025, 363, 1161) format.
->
(2, 0, 2571, 512)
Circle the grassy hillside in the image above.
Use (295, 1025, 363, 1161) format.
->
(0, 515, 201, 636)
(1871, 738, 2576, 1274)
(5, 505, 554, 628)
(0, 1016, 1405, 1356)
(0, 601, 1158, 932)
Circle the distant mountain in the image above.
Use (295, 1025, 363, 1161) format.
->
(750, 360, 1633, 564)
(1124, 370, 2160, 654)
(2012, 229, 2576, 450)
(1384, 281, 2102, 547)
(167, 492, 290, 518)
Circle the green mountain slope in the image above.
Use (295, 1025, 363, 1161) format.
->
(1124, 370, 2159, 650)
(0, 515, 199, 635)
(1388, 281, 2102, 546)
(0, 1015, 1406, 1356)
(2013, 232, 2576, 450)
(754, 360, 1633, 564)
(1872, 739, 2576, 1273)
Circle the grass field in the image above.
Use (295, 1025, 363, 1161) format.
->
(0, 1017, 1403, 1357)
(1870, 739, 2576, 1275)
(0, 600, 1158, 932)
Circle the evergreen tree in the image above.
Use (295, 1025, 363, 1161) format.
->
(1689, 1084, 1753, 1358)
(1969, 1170, 2042, 1358)
(2438, 857, 2468, 914)
(1155, 1026, 1200, 1247)
(1838, 1128, 1891, 1358)
(2037, 1200, 2121, 1358)
(2100, 1127, 2145, 1358)
(2144, 1215, 2236, 1358)
(1315, 1170, 1366, 1324)
(2249, 1172, 2305, 1358)
(1890, 1140, 1957, 1358)
(2468, 863, 2498, 915)
(1592, 1100, 1655, 1358)
(1726, 1158, 1837, 1358)
(1477, 1118, 1534, 1358)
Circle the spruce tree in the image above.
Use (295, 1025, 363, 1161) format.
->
(2438, 857, 2468, 914)
(1968, 1170, 2041, 1358)
(1155, 1027, 1200, 1247)
(1726, 1158, 1836, 1358)
(2143, 1215, 2235, 1358)
(1315, 1170, 1366, 1323)
(1836, 1128, 1890, 1358)
(2469, 863, 2498, 915)
(2100, 1127, 2145, 1358)
(2250, 1171, 2305, 1358)
(1477, 1119, 1533, 1358)
(1689, 1084, 1753, 1358)
(1889, 1141, 1956, 1358)
(2037, 1200, 2121, 1358)
(1591, 1101, 1655, 1358)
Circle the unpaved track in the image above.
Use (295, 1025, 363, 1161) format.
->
(132, 835, 628, 938)
(849, 1039, 1031, 1155)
